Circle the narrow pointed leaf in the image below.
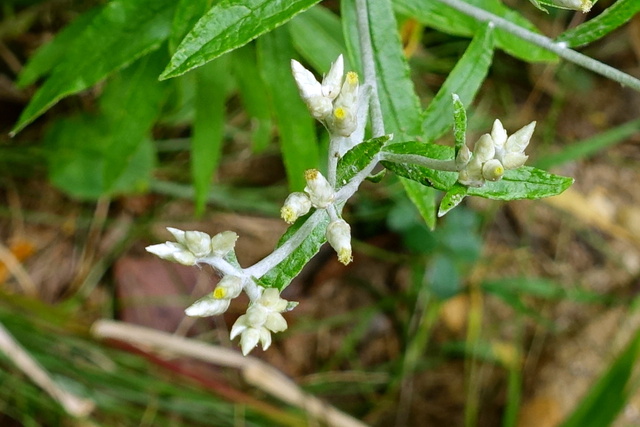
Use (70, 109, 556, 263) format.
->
(289, 6, 350, 74)
(422, 25, 494, 142)
(17, 6, 101, 87)
(556, 0, 640, 48)
(381, 142, 458, 190)
(192, 58, 230, 215)
(452, 94, 467, 157)
(160, 0, 322, 80)
(233, 45, 273, 153)
(257, 27, 319, 191)
(439, 183, 468, 217)
(466, 167, 574, 200)
(12, 0, 176, 135)
(170, 0, 210, 53)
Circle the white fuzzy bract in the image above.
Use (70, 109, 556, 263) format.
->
(326, 219, 352, 265)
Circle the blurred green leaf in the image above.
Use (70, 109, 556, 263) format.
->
(556, 0, 640, 48)
(233, 45, 273, 153)
(12, 0, 176, 135)
(44, 52, 166, 199)
(258, 27, 319, 191)
(288, 5, 349, 74)
(560, 327, 640, 427)
(428, 254, 460, 299)
(340, 0, 363, 75)
(535, 119, 640, 169)
(336, 135, 390, 189)
(192, 57, 230, 215)
(422, 25, 494, 142)
(258, 212, 330, 290)
(393, 0, 556, 63)
(17, 6, 101, 87)
(160, 0, 322, 79)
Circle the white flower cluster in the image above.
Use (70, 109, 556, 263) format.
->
(146, 227, 237, 266)
(146, 227, 297, 355)
(230, 288, 291, 355)
(458, 119, 536, 188)
(280, 169, 353, 265)
(291, 54, 360, 137)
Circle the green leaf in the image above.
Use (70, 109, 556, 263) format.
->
(288, 5, 350, 74)
(364, 0, 422, 139)
(560, 327, 640, 427)
(170, 0, 210, 54)
(403, 180, 437, 230)
(381, 142, 459, 190)
(382, 142, 573, 200)
(393, 0, 556, 63)
(466, 167, 574, 200)
(438, 183, 468, 217)
(100, 50, 167, 193)
(422, 25, 494, 142)
(192, 57, 230, 215)
(160, 0, 322, 79)
(335, 135, 390, 189)
(16, 6, 101, 87)
(233, 45, 273, 153)
(44, 52, 166, 200)
(257, 27, 319, 191)
(451, 94, 467, 157)
(11, 0, 176, 135)
(340, 0, 363, 75)
(556, 0, 640, 48)
(258, 212, 330, 290)
(535, 119, 640, 170)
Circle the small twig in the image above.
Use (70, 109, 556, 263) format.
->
(92, 320, 369, 427)
(0, 322, 94, 417)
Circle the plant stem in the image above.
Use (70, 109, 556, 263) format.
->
(355, 0, 386, 137)
(243, 209, 328, 279)
(380, 152, 459, 171)
(435, 0, 640, 91)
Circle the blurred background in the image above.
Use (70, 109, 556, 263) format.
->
(0, 0, 639, 425)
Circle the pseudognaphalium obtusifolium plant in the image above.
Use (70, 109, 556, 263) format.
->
(146, 50, 572, 355)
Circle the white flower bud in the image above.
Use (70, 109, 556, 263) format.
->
(505, 121, 536, 155)
(259, 288, 289, 312)
(481, 159, 505, 181)
(490, 119, 507, 148)
(185, 294, 231, 317)
(304, 169, 335, 208)
(326, 219, 352, 265)
(291, 59, 333, 121)
(281, 192, 312, 224)
(502, 152, 529, 170)
(456, 144, 471, 169)
(240, 327, 261, 356)
(213, 275, 243, 300)
(184, 230, 212, 258)
(211, 231, 238, 257)
(166, 227, 187, 245)
(265, 312, 288, 333)
(246, 304, 268, 326)
(329, 71, 359, 137)
(146, 242, 196, 266)
(230, 315, 249, 339)
(473, 134, 495, 163)
(321, 55, 344, 99)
